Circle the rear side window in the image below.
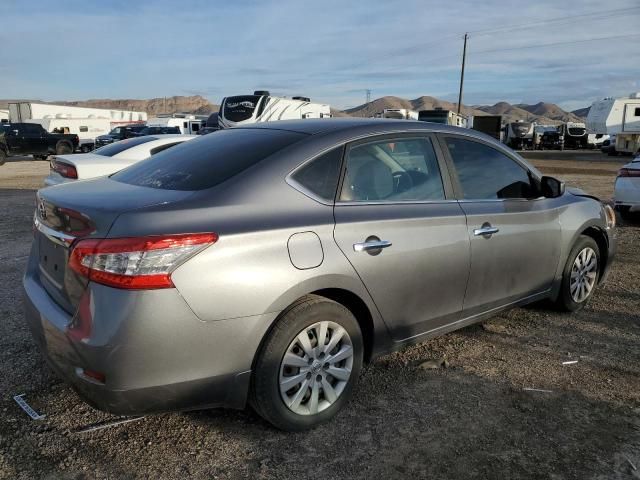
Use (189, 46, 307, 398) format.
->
(112, 128, 305, 191)
(94, 136, 156, 157)
(291, 147, 343, 201)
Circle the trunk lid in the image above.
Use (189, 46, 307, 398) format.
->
(35, 177, 194, 313)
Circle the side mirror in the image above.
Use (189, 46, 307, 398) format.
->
(540, 176, 565, 198)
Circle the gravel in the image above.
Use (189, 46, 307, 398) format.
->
(1, 153, 639, 479)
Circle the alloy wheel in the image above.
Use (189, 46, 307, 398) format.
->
(570, 247, 598, 303)
(279, 321, 354, 415)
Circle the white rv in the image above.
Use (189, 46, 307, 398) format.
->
(504, 121, 535, 149)
(218, 91, 331, 128)
(382, 109, 419, 120)
(587, 93, 640, 155)
(418, 109, 468, 127)
(146, 114, 203, 134)
(26, 117, 111, 152)
(8, 102, 147, 127)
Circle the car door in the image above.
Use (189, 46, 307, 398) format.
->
(5, 126, 23, 154)
(25, 124, 48, 154)
(439, 134, 562, 317)
(333, 134, 471, 341)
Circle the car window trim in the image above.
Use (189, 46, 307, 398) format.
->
(436, 133, 542, 201)
(335, 132, 454, 205)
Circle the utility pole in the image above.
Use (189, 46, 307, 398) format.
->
(456, 33, 468, 116)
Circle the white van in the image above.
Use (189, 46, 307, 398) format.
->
(146, 115, 203, 135)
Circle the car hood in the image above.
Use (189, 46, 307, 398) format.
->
(566, 186, 600, 202)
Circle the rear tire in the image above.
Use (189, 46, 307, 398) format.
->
(250, 295, 363, 431)
(0, 149, 6, 166)
(55, 142, 72, 155)
(555, 235, 600, 312)
(616, 205, 635, 222)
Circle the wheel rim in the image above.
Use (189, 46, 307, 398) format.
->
(570, 247, 598, 303)
(279, 321, 354, 416)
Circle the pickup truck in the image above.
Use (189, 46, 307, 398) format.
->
(94, 124, 146, 148)
(0, 123, 79, 165)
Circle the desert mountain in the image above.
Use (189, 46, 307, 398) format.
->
(0, 96, 219, 116)
(571, 106, 590, 118)
(347, 96, 587, 125)
(2, 94, 588, 125)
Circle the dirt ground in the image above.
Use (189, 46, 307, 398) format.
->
(0, 153, 638, 480)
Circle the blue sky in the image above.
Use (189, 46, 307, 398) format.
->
(1, 0, 638, 111)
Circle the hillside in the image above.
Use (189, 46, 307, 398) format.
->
(1, 95, 589, 124)
(347, 96, 587, 125)
(0, 96, 219, 116)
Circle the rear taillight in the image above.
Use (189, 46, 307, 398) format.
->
(69, 233, 217, 289)
(618, 168, 640, 178)
(51, 159, 78, 179)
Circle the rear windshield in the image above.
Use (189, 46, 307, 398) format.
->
(112, 128, 305, 191)
(94, 136, 157, 157)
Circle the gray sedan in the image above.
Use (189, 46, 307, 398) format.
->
(24, 119, 616, 431)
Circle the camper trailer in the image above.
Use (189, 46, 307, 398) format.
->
(418, 109, 468, 128)
(381, 109, 418, 120)
(146, 114, 203, 134)
(558, 122, 588, 149)
(218, 91, 331, 128)
(504, 121, 535, 149)
(587, 93, 640, 155)
(26, 117, 111, 152)
(8, 102, 147, 127)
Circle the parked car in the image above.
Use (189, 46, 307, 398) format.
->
(540, 131, 564, 150)
(44, 135, 195, 186)
(94, 124, 147, 148)
(133, 126, 181, 136)
(0, 123, 79, 164)
(24, 119, 616, 431)
(614, 155, 640, 219)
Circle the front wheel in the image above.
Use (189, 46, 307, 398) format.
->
(250, 295, 363, 431)
(555, 235, 600, 312)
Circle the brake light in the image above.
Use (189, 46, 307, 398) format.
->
(68, 233, 217, 289)
(52, 159, 78, 179)
(618, 168, 640, 178)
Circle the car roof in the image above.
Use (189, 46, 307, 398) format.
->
(235, 118, 479, 136)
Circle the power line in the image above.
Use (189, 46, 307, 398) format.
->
(468, 6, 640, 36)
(470, 33, 640, 56)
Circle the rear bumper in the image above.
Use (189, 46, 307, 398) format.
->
(614, 177, 640, 209)
(23, 256, 277, 415)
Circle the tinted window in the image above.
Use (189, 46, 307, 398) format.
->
(340, 137, 445, 202)
(23, 124, 42, 135)
(291, 147, 343, 201)
(446, 137, 535, 199)
(634, 107, 640, 116)
(79, 126, 88, 132)
(93, 136, 157, 157)
(113, 128, 305, 191)
(223, 95, 261, 122)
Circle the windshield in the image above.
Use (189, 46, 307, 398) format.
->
(222, 95, 262, 122)
(112, 128, 304, 191)
(93, 136, 157, 157)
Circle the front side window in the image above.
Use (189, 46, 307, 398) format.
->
(445, 137, 535, 199)
(340, 137, 445, 202)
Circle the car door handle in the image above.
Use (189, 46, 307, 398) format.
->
(473, 226, 499, 236)
(353, 240, 392, 252)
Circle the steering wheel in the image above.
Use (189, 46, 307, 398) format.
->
(392, 171, 413, 193)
